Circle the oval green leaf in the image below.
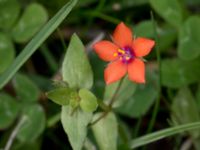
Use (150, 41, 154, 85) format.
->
(0, 33, 15, 74)
(13, 73, 40, 102)
(17, 104, 46, 142)
(161, 58, 200, 88)
(178, 16, 200, 60)
(62, 34, 93, 89)
(12, 3, 48, 43)
(92, 112, 118, 150)
(0, 0, 20, 29)
(116, 70, 158, 118)
(79, 89, 98, 112)
(150, 0, 183, 28)
(0, 93, 19, 129)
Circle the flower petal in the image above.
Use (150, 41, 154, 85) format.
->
(104, 60, 127, 84)
(132, 37, 155, 57)
(128, 58, 145, 83)
(113, 22, 133, 48)
(93, 40, 119, 61)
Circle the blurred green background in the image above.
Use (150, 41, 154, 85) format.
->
(1, 0, 200, 149)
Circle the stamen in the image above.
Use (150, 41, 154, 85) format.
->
(113, 52, 118, 57)
(118, 49, 125, 54)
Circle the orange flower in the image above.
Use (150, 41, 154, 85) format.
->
(93, 22, 155, 84)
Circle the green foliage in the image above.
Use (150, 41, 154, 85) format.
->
(178, 16, 200, 60)
(62, 34, 93, 89)
(171, 87, 200, 138)
(47, 87, 75, 105)
(130, 122, 200, 149)
(0, 0, 20, 29)
(161, 58, 200, 88)
(92, 112, 118, 150)
(0, 93, 19, 129)
(16, 104, 46, 142)
(104, 76, 137, 107)
(0, 0, 78, 88)
(12, 3, 48, 43)
(13, 73, 40, 102)
(150, 0, 183, 28)
(116, 70, 158, 118)
(61, 106, 92, 150)
(0, 33, 15, 74)
(79, 88, 98, 112)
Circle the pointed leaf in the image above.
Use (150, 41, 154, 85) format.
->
(17, 104, 46, 142)
(0, 33, 15, 74)
(47, 87, 75, 105)
(13, 73, 40, 102)
(12, 3, 48, 43)
(92, 112, 118, 150)
(62, 34, 93, 89)
(178, 16, 200, 60)
(79, 89, 98, 112)
(61, 106, 92, 150)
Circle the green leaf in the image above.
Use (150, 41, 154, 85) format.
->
(17, 104, 46, 142)
(0, 0, 20, 29)
(92, 112, 118, 150)
(171, 87, 200, 138)
(150, 0, 183, 28)
(0, 93, 19, 129)
(13, 73, 40, 102)
(0, 0, 78, 89)
(130, 122, 200, 149)
(134, 21, 154, 38)
(61, 105, 92, 150)
(12, 3, 48, 43)
(62, 34, 93, 89)
(104, 76, 137, 107)
(116, 70, 158, 118)
(178, 16, 200, 60)
(79, 88, 98, 112)
(134, 21, 177, 52)
(47, 87, 74, 105)
(161, 58, 200, 88)
(0, 33, 15, 74)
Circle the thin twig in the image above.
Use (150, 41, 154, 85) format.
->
(146, 11, 161, 133)
(90, 77, 125, 126)
(4, 116, 27, 150)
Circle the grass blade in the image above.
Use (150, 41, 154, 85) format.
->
(0, 0, 78, 89)
(130, 122, 200, 149)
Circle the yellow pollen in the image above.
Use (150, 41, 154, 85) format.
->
(113, 52, 118, 57)
(118, 49, 125, 54)
(125, 56, 130, 60)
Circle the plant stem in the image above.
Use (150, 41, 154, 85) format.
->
(90, 77, 125, 126)
(47, 112, 61, 128)
(4, 116, 27, 150)
(108, 77, 125, 107)
(40, 44, 58, 72)
(146, 11, 161, 134)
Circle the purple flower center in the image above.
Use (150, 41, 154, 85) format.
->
(115, 46, 135, 64)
